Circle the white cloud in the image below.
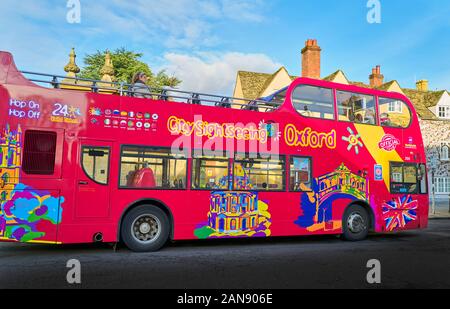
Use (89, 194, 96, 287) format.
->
(0, 0, 272, 80)
(161, 52, 281, 95)
(84, 0, 268, 48)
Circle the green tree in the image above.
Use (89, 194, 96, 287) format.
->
(79, 48, 181, 88)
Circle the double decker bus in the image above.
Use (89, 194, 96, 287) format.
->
(0, 51, 429, 252)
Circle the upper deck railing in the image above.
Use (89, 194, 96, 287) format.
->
(20, 71, 282, 112)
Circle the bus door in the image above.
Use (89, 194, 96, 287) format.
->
(76, 140, 112, 218)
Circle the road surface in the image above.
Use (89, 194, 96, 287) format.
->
(1, 220, 449, 289)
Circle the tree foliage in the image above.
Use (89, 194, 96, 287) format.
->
(79, 48, 181, 88)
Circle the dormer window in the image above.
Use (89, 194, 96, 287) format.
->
(438, 106, 450, 119)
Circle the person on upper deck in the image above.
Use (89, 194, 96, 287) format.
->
(131, 72, 152, 99)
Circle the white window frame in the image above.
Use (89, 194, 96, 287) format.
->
(388, 100, 402, 113)
(438, 106, 450, 119)
(441, 144, 449, 161)
(435, 177, 450, 194)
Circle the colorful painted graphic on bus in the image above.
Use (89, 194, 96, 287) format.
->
(194, 191, 271, 239)
(0, 125, 64, 243)
(382, 195, 418, 231)
(296, 163, 369, 232)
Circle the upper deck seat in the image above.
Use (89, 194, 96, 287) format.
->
(131, 168, 156, 188)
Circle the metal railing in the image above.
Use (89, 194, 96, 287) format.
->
(20, 71, 281, 112)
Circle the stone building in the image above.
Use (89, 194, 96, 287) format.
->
(233, 39, 450, 201)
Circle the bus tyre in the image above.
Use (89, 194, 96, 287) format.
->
(121, 205, 170, 252)
(342, 205, 369, 241)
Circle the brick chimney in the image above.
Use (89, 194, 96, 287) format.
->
(416, 80, 428, 92)
(301, 39, 321, 79)
(369, 65, 384, 88)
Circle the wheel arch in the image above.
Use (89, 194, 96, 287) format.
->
(118, 198, 175, 242)
(346, 200, 375, 231)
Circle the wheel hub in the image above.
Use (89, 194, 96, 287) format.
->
(347, 212, 366, 234)
(132, 215, 161, 243)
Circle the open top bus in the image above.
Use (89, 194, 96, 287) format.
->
(0, 51, 428, 251)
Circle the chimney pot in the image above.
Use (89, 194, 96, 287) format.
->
(416, 80, 428, 92)
(369, 65, 384, 88)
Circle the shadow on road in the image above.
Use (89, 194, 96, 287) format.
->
(0, 231, 422, 255)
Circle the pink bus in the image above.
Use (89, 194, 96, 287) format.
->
(0, 51, 429, 251)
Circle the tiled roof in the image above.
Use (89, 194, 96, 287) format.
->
(376, 80, 398, 91)
(238, 68, 298, 100)
(256, 67, 286, 98)
(237, 71, 273, 100)
(402, 89, 445, 120)
(236, 69, 448, 121)
(323, 70, 346, 82)
(349, 81, 371, 88)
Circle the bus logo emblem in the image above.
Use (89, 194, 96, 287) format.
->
(378, 134, 400, 152)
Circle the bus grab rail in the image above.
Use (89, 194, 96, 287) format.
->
(19, 70, 282, 111)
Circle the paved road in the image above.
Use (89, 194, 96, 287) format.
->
(1, 220, 449, 289)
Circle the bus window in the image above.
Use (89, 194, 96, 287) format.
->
(337, 91, 376, 124)
(290, 157, 312, 191)
(81, 147, 110, 185)
(234, 154, 285, 191)
(291, 85, 335, 120)
(22, 130, 57, 175)
(390, 162, 418, 194)
(378, 97, 411, 128)
(120, 146, 187, 189)
(192, 156, 229, 190)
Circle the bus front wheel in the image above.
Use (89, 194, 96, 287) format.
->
(121, 205, 170, 252)
(342, 204, 369, 241)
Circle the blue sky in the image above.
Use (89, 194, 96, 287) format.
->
(0, 0, 449, 94)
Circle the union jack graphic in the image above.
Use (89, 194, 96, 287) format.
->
(382, 195, 418, 232)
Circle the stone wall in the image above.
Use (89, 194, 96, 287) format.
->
(419, 119, 450, 198)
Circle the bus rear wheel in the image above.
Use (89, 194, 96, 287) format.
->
(121, 205, 170, 252)
(342, 204, 369, 241)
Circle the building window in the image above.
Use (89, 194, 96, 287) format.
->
(388, 101, 403, 113)
(290, 157, 312, 191)
(435, 177, 450, 194)
(192, 156, 229, 190)
(390, 162, 419, 194)
(81, 147, 110, 185)
(378, 97, 411, 128)
(291, 85, 335, 120)
(438, 106, 450, 119)
(22, 130, 57, 175)
(337, 91, 376, 125)
(233, 154, 285, 191)
(119, 146, 187, 189)
(441, 144, 449, 161)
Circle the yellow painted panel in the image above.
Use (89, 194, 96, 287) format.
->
(354, 124, 404, 190)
